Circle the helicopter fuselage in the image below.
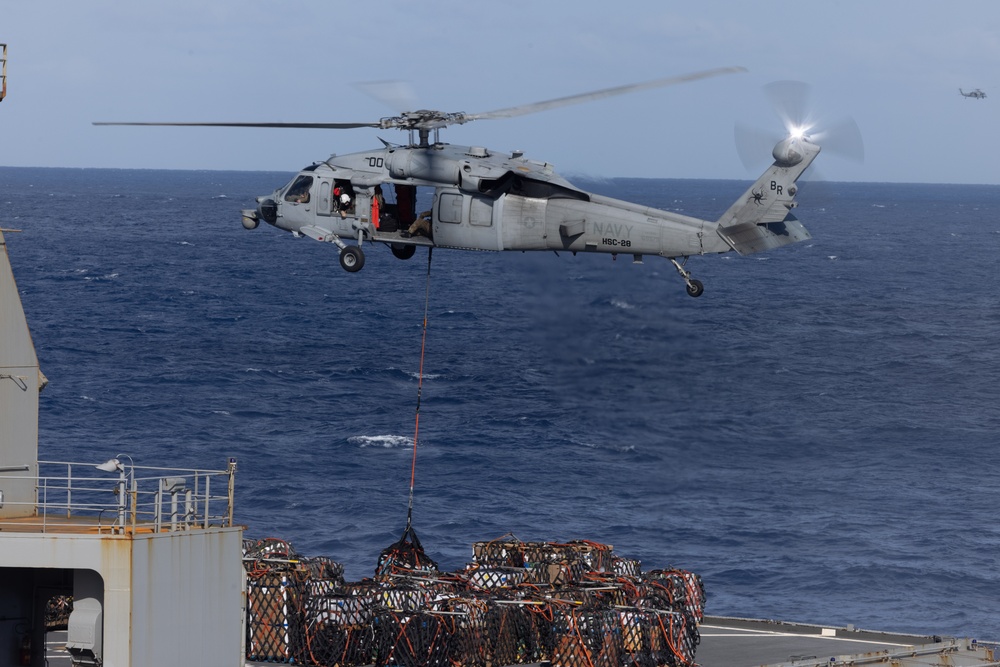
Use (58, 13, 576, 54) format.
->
(242, 137, 819, 296)
(247, 143, 731, 255)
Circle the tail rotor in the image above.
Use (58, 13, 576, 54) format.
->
(735, 80, 864, 172)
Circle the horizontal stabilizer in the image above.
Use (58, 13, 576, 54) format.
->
(717, 215, 811, 255)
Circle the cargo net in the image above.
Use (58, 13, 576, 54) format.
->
(375, 524, 439, 579)
(244, 533, 705, 667)
(44, 595, 73, 631)
(244, 538, 347, 662)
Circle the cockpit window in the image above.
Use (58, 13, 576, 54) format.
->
(284, 175, 314, 203)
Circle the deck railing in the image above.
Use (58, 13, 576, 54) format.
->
(0, 458, 237, 534)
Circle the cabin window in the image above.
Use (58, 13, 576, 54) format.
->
(470, 197, 493, 227)
(317, 180, 332, 215)
(284, 175, 313, 203)
(439, 193, 463, 224)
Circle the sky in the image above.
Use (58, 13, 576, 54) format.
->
(2, 0, 1000, 183)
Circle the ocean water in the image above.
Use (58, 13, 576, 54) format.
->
(2, 166, 998, 642)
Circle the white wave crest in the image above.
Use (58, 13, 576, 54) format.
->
(405, 371, 440, 380)
(351, 434, 413, 449)
(581, 440, 635, 453)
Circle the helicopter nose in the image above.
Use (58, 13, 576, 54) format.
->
(257, 198, 278, 225)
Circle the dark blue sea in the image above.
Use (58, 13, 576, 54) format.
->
(2, 167, 997, 642)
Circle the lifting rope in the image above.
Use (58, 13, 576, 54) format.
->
(377, 247, 437, 579)
(405, 247, 433, 532)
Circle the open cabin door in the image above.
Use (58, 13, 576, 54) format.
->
(432, 189, 500, 251)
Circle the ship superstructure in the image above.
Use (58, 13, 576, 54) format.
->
(0, 229, 245, 667)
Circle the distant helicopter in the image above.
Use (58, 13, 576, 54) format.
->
(960, 88, 986, 99)
(97, 67, 835, 298)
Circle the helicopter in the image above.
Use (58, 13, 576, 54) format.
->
(960, 88, 986, 99)
(96, 67, 830, 298)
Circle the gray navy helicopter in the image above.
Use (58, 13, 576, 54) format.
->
(959, 88, 986, 99)
(97, 67, 838, 297)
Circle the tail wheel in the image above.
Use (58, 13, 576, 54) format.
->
(339, 245, 365, 272)
(391, 243, 417, 260)
(669, 258, 704, 298)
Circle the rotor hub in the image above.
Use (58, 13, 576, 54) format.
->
(772, 136, 812, 167)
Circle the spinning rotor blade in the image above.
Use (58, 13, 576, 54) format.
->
(734, 122, 781, 171)
(92, 121, 381, 129)
(735, 80, 864, 171)
(95, 67, 748, 136)
(465, 66, 747, 121)
(353, 80, 419, 114)
(809, 116, 864, 163)
(764, 81, 864, 162)
(764, 80, 811, 134)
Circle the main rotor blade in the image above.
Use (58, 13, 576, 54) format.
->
(464, 66, 747, 121)
(92, 121, 381, 129)
(763, 80, 811, 132)
(94, 67, 747, 135)
(354, 80, 419, 114)
(811, 116, 864, 163)
(734, 122, 781, 171)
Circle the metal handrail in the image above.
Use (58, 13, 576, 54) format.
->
(0, 459, 237, 534)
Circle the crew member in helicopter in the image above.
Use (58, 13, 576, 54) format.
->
(400, 209, 432, 238)
(333, 183, 354, 219)
(285, 177, 311, 203)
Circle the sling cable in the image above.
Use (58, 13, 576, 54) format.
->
(375, 248, 438, 577)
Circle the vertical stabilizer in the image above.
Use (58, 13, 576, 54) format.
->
(716, 137, 820, 255)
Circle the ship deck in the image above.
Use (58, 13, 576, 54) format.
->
(698, 616, 935, 666)
(0, 513, 166, 534)
(40, 616, 991, 667)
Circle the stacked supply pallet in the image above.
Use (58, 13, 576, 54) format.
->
(243, 534, 705, 667)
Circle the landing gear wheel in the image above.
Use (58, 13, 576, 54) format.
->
(391, 243, 416, 260)
(339, 245, 365, 272)
(669, 257, 703, 299)
(686, 279, 704, 298)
